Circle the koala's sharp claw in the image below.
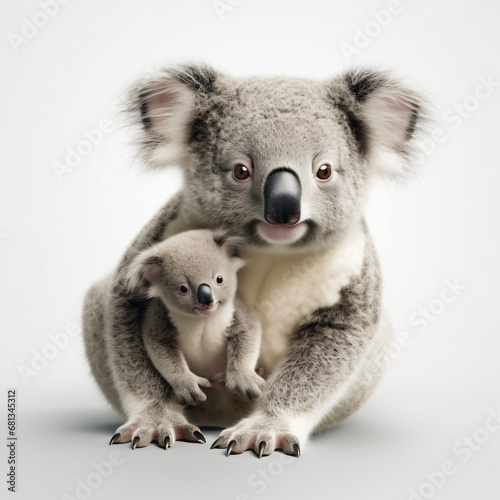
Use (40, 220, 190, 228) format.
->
(162, 436, 170, 449)
(131, 436, 140, 450)
(109, 433, 120, 445)
(226, 440, 236, 456)
(194, 430, 206, 443)
(210, 437, 224, 449)
(247, 387, 262, 400)
(293, 443, 301, 458)
(258, 441, 266, 458)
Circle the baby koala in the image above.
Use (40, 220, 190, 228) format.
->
(126, 229, 265, 406)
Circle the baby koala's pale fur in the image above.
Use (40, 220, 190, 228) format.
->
(125, 229, 264, 406)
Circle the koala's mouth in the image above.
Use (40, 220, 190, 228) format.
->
(194, 302, 219, 316)
(256, 221, 308, 245)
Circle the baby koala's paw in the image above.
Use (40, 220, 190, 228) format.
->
(171, 374, 212, 406)
(211, 368, 265, 401)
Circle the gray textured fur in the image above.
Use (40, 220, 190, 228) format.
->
(127, 229, 264, 405)
(83, 63, 427, 454)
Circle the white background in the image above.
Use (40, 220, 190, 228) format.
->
(1, 1, 499, 499)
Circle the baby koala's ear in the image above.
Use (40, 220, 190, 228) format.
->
(125, 251, 164, 295)
(213, 233, 247, 270)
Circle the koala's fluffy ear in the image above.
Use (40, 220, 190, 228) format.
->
(125, 251, 164, 296)
(213, 233, 247, 270)
(336, 69, 427, 178)
(128, 64, 219, 167)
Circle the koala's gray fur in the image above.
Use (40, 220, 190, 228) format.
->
(125, 229, 264, 406)
(83, 63, 427, 456)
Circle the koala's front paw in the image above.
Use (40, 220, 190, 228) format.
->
(109, 415, 205, 450)
(171, 374, 212, 406)
(211, 416, 301, 458)
(211, 369, 265, 401)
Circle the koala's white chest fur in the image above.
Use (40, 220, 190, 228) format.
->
(168, 303, 234, 378)
(238, 225, 366, 373)
(162, 205, 366, 375)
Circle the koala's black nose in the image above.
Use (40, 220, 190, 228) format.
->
(264, 169, 301, 225)
(197, 284, 214, 307)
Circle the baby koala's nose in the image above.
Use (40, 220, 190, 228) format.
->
(197, 283, 214, 307)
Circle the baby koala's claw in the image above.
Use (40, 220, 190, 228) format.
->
(196, 376, 212, 388)
(246, 389, 257, 400)
(209, 371, 226, 384)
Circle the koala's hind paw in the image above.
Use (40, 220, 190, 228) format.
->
(109, 421, 206, 450)
(211, 417, 301, 458)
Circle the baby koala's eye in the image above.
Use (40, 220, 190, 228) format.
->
(179, 284, 190, 295)
(215, 275, 224, 285)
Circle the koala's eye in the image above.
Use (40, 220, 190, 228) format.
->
(215, 275, 224, 285)
(233, 163, 252, 182)
(316, 164, 333, 182)
(179, 284, 190, 295)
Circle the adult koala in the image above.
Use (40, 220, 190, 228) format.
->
(83, 64, 426, 457)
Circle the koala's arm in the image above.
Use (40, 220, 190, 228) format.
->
(143, 299, 212, 406)
(258, 240, 382, 430)
(106, 194, 185, 416)
(211, 297, 265, 400)
(212, 243, 385, 455)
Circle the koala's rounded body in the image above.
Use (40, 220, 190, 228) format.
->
(83, 64, 427, 455)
